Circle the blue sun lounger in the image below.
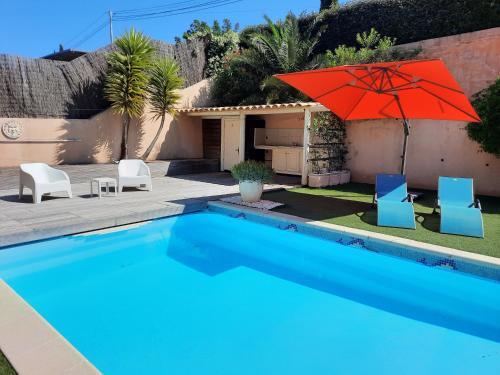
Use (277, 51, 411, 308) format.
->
(434, 177, 484, 238)
(374, 174, 416, 229)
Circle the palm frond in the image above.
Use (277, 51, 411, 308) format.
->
(104, 28, 155, 119)
(147, 58, 184, 120)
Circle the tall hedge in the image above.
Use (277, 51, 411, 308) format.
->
(309, 0, 500, 53)
(320, 0, 337, 11)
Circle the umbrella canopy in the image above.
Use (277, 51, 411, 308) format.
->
(274, 59, 480, 173)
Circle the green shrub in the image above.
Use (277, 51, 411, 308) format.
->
(231, 160, 274, 183)
(325, 28, 419, 67)
(306, 0, 499, 54)
(467, 78, 500, 157)
(176, 19, 239, 77)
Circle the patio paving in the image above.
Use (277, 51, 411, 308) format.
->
(0, 165, 299, 247)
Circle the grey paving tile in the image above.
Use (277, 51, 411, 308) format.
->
(0, 171, 299, 247)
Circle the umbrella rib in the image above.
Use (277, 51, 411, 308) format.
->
(344, 90, 369, 120)
(384, 81, 420, 92)
(314, 83, 389, 101)
(312, 83, 351, 101)
(367, 68, 383, 90)
(390, 69, 465, 94)
(379, 70, 386, 91)
(309, 69, 378, 101)
(416, 78, 465, 94)
(313, 69, 385, 101)
(416, 86, 481, 121)
(345, 69, 377, 90)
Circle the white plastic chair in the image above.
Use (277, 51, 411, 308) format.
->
(19, 163, 72, 204)
(118, 159, 152, 193)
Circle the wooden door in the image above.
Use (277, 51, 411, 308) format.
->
(202, 119, 221, 160)
(222, 117, 241, 171)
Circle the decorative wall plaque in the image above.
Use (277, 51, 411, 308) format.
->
(2, 120, 23, 139)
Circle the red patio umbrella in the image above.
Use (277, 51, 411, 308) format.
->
(274, 59, 480, 173)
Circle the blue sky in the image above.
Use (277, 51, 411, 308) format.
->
(2, 0, 322, 58)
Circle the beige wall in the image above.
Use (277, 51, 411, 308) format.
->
(345, 28, 500, 196)
(0, 80, 210, 167)
(261, 112, 305, 129)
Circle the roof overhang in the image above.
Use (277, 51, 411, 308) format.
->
(177, 102, 328, 117)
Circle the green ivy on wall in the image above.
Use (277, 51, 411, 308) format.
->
(309, 112, 348, 173)
(467, 78, 500, 157)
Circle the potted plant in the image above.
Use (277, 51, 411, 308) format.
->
(231, 160, 274, 202)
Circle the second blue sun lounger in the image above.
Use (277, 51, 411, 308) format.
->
(435, 177, 484, 238)
(375, 174, 416, 229)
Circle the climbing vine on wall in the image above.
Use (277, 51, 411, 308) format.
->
(467, 78, 500, 157)
(309, 112, 348, 173)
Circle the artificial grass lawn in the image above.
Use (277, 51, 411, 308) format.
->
(263, 183, 500, 258)
(0, 351, 15, 375)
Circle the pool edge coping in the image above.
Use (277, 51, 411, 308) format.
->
(208, 201, 500, 270)
(0, 280, 101, 375)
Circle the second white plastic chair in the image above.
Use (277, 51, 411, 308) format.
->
(117, 159, 152, 193)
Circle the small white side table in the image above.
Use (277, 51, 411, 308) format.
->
(90, 177, 117, 198)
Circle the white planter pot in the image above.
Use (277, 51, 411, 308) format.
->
(239, 181, 264, 203)
(339, 170, 351, 184)
(308, 173, 330, 188)
(329, 172, 341, 186)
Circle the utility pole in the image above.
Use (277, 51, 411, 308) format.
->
(108, 10, 114, 44)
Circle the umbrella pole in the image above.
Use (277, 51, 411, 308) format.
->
(401, 119, 410, 174)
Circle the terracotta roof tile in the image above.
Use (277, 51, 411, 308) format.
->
(177, 102, 321, 113)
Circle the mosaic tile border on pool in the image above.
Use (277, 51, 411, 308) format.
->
(209, 202, 500, 282)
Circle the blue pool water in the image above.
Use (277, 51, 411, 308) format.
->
(0, 211, 499, 374)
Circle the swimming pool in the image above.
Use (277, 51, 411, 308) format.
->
(0, 210, 499, 374)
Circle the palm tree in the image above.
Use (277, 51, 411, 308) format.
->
(252, 14, 324, 73)
(252, 13, 324, 102)
(104, 28, 155, 159)
(212, 13, 325, 105)
(142, 58, 184, 160)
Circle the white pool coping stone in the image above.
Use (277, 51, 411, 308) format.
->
(0, 280, 101, 375)
(208, 201, 500, 281)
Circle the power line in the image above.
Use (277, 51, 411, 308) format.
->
(114, 0, 243, 21)
(114, 0, 201, 15)
(72, 21, 109, 49)
(63, 12, 107, 48)
(114, 1, 239, 21)
(63, 0, 245, 50)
